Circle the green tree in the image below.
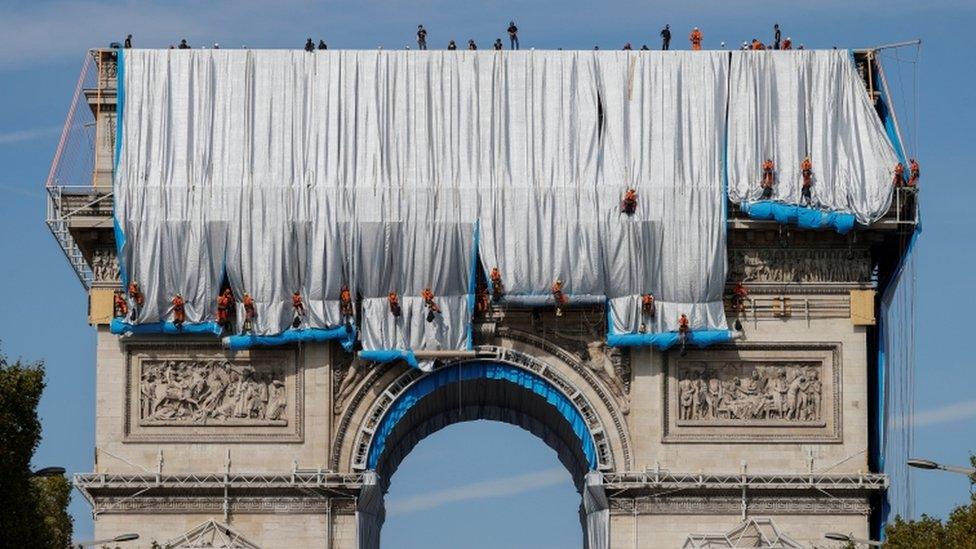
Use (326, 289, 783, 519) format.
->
(884, 454, 976, 548)
(0, 348, 73, 547)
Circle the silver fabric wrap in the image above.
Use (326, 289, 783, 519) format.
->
(727, 50, 899, 224)
(581, 471, 610, 549)
(598, 52, 729, 333)
(120, 49, 886, 346)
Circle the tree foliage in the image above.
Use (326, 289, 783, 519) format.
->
(884, 455, 976, 548)
(0, 348, 73, 547)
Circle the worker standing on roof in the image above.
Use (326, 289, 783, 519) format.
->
(661, 25, 671, 50)
(773, 24, 782, 49)
(417, 25, 428, 50)
(124, 34, 132, 48)
(508, 21, 519, 50)
(761, 158, 776, 199)
(801, 156, 814, 205)
(689, 27, 703, 50)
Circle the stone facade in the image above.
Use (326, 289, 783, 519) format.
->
(66, 49, 895, 548)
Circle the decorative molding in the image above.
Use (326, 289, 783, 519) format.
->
(609, 495, 870, 516)
(123, 344, 303, 443)
(94, 496, 356, 515)
(728, 247, 871, 285)
(90, 247, 119, 286)
(663, 343, 842, 443)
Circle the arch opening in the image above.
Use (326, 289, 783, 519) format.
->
(355, 359, 610, 549)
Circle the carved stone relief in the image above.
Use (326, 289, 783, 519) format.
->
(539, 319, 632, 411)
(125, 345, 302, 443)
(664, 344, 841, 443)
(729, 248, 871, 284)
(139, 359, 287, 426)
(90, 248, 119, 284)
(675, 362, 822, 425)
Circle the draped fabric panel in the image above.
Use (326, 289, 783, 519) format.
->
(598, 52, 729, 333)
(115, 49, 900, 350)
(727, 50, 899, 224)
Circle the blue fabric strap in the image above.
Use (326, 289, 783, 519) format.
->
(359, 349, 420, 370)
(110, 318, 222, 336)
(225, 325, 356, 351)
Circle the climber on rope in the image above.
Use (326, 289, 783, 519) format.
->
(760, 158, 776, 199)
(172, 294, 186, 329)
(113, 289, 128, 319)
(641, 293, 656, 318)
(128, 281, 144, 321)
(689, 27, 703, 50)
(388, 292, 402, 317)
(677, 313, 691, 356)
(422, 288, 441, 323)
(242, 293, 256, 334)
(217, 288, 233, 331)
(907, 159, 920, 188)
(620, 188, 638, 215)
(339, 286, 354, 331)
(730, 282, 749, 313)
(490, 267, 504, 301)
(292, 291, 305, 328)
(893, 162, 905, 187)
(551, 279, 567, 317)
(801, 156, 814, 205)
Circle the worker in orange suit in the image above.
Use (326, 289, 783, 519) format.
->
(490, 267, 504, 301)
(641, 293, 656, 317)
(907, 159, 920, 187)
(127, 281, 143, 321)
(678, 313, 691, 355)
(422, 288, 441, 323)
(731, 282, 749, 313)
(761, 158, 776, 199)
(339, 285, 354, 320)
(551, 279, 567, 317)
(291, 291, 305, 328)
(689, 27, 703, 50)
(242, 293, 256, 333)
(388, 291, 402, 317)
(113, 290, 128, 318)
(172, 294, 186, 329)
(801, 156, 814, 205)
(893, 162, 905, 187)
(216, 288, 233, 329)
(620, 188, 638, 215)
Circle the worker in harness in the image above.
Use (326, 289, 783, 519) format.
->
(801, 156, 814, 205)
(422, 288, 441, 322)
(217, 288, 233, 330)
(660, 25, 671, 50)
(689, 27, 703, 51)
(417, 25, 428, 50)
(292, 291, 305, 328)
(490, 267, 504, 301)
(128, 281, 144, 321)
(907, 159, 920, 187)
(551, 279, 567, 317)
(730, 282, 748, 313)
(172, 294, 186, 329)
(388, 292, 402, 317)
(641, 293, 656, 318)
(760, 158, 776, 199)
(620, 188, 638, 215)
(677, 314, 691, 356)
(113, 290, 128, 318)
(242, 293, 256, 334)
(893, 162, 905, 187)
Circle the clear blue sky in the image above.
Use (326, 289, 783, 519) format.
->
(1, 1, 973, 546)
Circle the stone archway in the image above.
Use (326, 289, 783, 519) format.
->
(333, 342, 630, 549)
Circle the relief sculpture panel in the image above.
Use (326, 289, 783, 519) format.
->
(728, 248, 871, 284)
(125, 345, 303, 442)
(664, 344, 841, 443)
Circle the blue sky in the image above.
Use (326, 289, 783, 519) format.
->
(1, 1, 974, 546)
